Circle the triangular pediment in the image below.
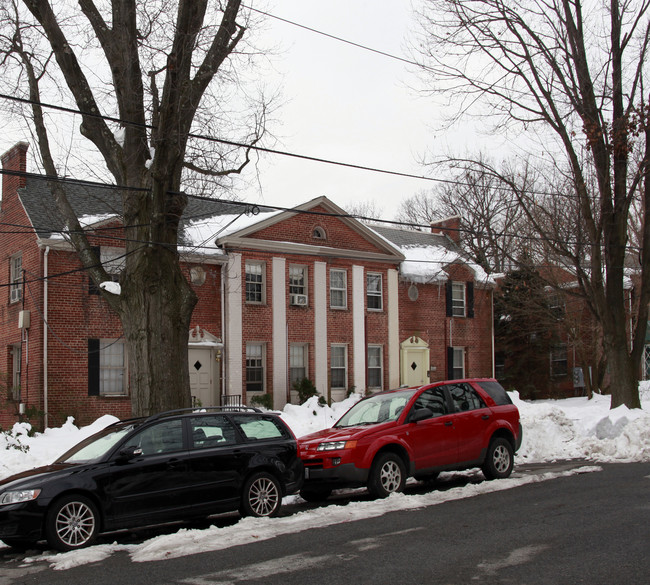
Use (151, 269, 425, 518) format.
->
(215, 196, 404, 263)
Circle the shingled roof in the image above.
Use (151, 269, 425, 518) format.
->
(17, 175, 252, 244)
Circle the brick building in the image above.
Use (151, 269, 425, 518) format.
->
(1, 142, 495, 429)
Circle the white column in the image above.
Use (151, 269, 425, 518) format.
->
(313, 262, 328, 396)
(272, 257, 288, 409)
(352, 264, 366, 392)
(387, 268, 400, 388)
(225, 253, 242, 396)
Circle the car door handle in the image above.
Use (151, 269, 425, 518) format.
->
(444, 421, 453, 427)
(482, 414, 490, 420)
(166, 458, 184, 470)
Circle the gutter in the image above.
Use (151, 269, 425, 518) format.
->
(43, 246, 50, 429)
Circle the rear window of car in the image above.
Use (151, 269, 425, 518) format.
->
(477, 381, 513, 406)
(231, 415, 290, 441)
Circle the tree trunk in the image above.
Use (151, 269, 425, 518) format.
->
(120, 245, 197, 416)
(602, 327, 642, 409)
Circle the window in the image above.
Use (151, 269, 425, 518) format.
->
(331, 344, 347, 388)
(548, 293, 565, 320)
(451, 282, 466, 317)
(132, 420, 184, 455)
(312, 226, 326, 240)
(88, 339, 127, 396)
(10, 254, 22, 303)
(290, 344, 308, 385)
(414, 387, 448, 417)
(11, 344, 21, 401)
(232, 415, 290, 441)
(367, 273, 383, 310)
(245, 261, 265, 304)
(446, 281, 474, 318)
(289, 266, 308, 306)
(447, 383, 485, 412)
(448, 347, 465, 379)
(246, 343, 265, 392)
(550, 344, 568, 377)
(330, 269, 347, 309)
(367, 345, 383, 389)
(190, 415, 237, 449)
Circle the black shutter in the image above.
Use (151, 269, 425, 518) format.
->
(447, 346, 454, 379)
(466, 281, 474, 318)
(88, 339, 100, 396)
(445, 281, 453, 317)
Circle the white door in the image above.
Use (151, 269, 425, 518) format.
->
(400, 337, 431, 387)
(188, 347, 216, 407)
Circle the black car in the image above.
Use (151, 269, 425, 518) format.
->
(0, 407, 303, 551)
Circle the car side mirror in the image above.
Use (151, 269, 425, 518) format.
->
(409, 407, 434, 423)
(117, 445, 143, 462)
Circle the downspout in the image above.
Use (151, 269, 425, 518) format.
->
(491, 287, 495, 378)
(220, 255, 226, 405)
(43, 246, 50, 429)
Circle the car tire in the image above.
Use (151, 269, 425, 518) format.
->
(240, 472, 282, 517)
(45, 494, 99, 551)
(482, 437, 514, 480)
(367, 453, 406, 498)
(299, 487, 332, 503)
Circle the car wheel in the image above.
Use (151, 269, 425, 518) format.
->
(240, 472, 282, 517)
(299, 487, 332, 503)
(367, 453, 406, 498)
(45, 494, 99, 551)
(482, 438, 514, 480)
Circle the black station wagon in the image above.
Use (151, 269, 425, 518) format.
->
(0, 407, 303, 551)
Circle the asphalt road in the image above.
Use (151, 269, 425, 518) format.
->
(1, 461, 648, 585)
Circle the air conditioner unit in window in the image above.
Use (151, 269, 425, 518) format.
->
(290, 294, 308, 306)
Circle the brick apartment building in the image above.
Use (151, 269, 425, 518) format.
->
(1, 142, 495, 429)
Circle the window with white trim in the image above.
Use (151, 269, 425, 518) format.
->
(289, 265, 308, 306)
(367, 345, 383, 389)
(11, 344, 21, 401)
(88, 339, 127, 396)
(10, 253, 22, 303)
(451, 282, 466, 317)
(245, 261, 265, 304)
(290, 344, 308, 385)
(451, 347, 465, 379)
(246, 343, 265, 392)
(330, 269, 347, 309)
(331, 344, 347, 389)
(367, 273, 383, 310)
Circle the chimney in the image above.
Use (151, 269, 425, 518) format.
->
(431, 215, 461, 243)
(1, 142, 29, 207)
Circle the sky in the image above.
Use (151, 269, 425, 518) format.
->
(243, 0, 438, 220)
(2, 384, 649, 571)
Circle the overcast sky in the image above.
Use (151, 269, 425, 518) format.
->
(244, 0, 440, 221)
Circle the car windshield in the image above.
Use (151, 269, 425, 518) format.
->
(335, 390, 417, 428)
(55, 423, 138, 464)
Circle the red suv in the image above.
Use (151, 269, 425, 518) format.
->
(299, 379, 522, 501)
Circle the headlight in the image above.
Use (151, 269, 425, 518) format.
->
(0, 489, 41, 506)
(317, 440, 357, 452)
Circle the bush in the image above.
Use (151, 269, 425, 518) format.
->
(292, 377, 321, 405)
(250, 393, 273, 410)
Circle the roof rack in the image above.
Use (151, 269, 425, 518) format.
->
(143, 405, 262, 423)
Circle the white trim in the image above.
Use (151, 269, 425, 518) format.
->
(352, 265, 366, 392)
(314, 262, 328, 397)
(272, 257, 288, 409)
(387, 269, 400, 387)
(225, 253, 243, 395)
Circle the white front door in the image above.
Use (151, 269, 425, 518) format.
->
(188, 347, 216, 407)
(400, 336, 431, 387)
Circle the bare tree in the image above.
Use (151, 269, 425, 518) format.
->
(395, 160, 527, 274)
(1, 0, 268, 415)
(414, 0, 650, 409)
(344, 199, 384, 224)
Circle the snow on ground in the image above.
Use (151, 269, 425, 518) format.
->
(2, 385, 650, 570)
